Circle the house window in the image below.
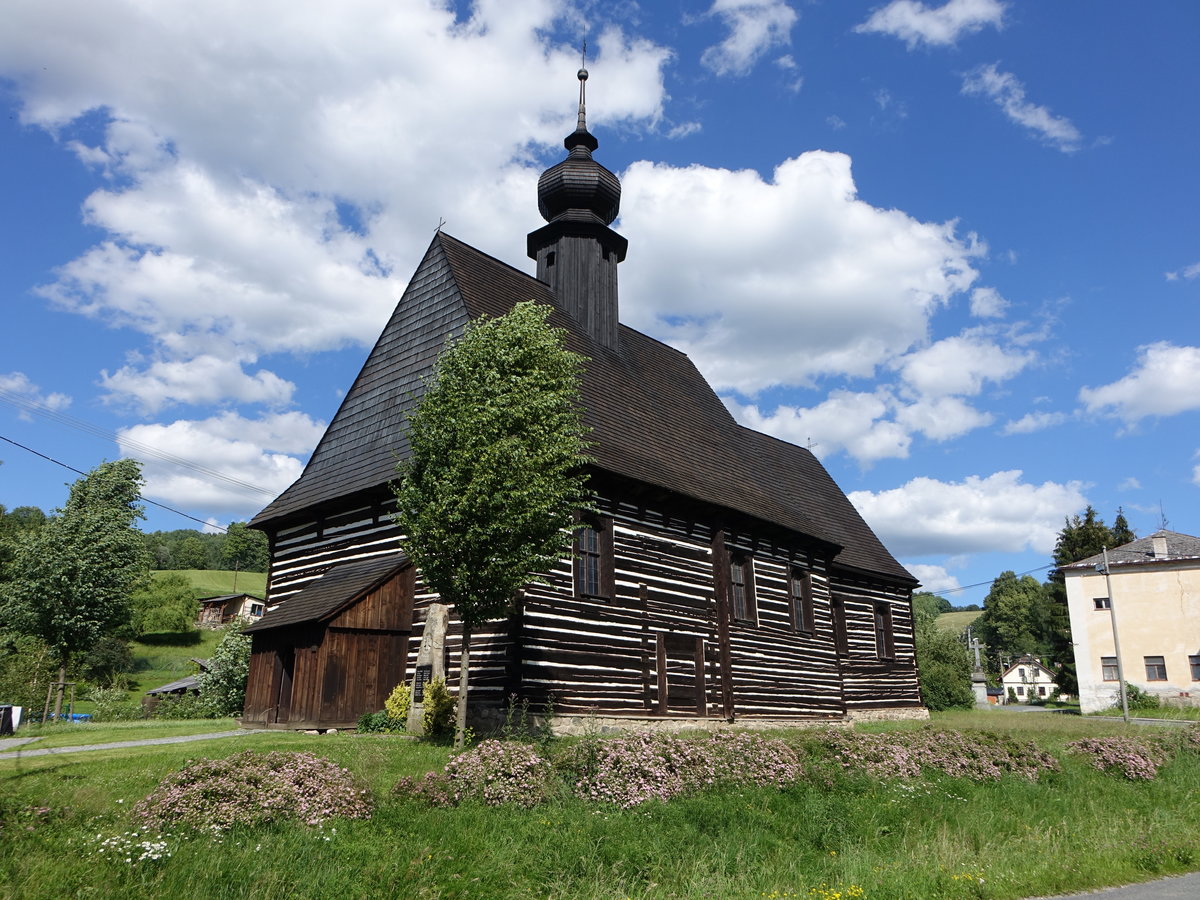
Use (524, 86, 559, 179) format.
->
(250, 603, 264, 617)
(873, 603, 895, 660)
(790, 568, 815, 634)
(1016, 685, 1025, 696)
(1190, 656, 1200, 681)
(1101, 657, 1118, 681)
(729, 554, 756, 624)
(831, 597, 849, 657)
(1144, 656, 1168, 681)
(1038, 686, 1047, 697)
(1093, 597, 1111, 610)
(1018, 667, 1027, 680)
(574, 517, 614, 599)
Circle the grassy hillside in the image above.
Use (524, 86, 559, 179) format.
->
(151, 568, 266, 599)
(936, 609, 983, 635)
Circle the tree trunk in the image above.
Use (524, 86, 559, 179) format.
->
(455, 621, 472, 749)
(52, 664, 66, 720)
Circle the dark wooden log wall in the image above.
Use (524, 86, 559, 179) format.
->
(259, 487, 920, 724)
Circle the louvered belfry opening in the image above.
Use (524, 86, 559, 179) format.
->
(527, 65, 627, 350)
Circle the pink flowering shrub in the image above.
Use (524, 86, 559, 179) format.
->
(1066, 736, 1168, 780)
(394, 740, 556, 808)
(814, 728, 1058, 782)
(135, 751, 373, 832)
(702, 731, 804, 788)
(564, 732, 713, 808)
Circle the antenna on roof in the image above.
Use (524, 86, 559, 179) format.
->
(1159, 501, 1169, 531)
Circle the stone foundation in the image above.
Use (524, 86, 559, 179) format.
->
(470, 706, 928, 737)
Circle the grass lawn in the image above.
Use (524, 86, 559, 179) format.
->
(3, 711, 1199, 899)
(4, 719, 241, 751)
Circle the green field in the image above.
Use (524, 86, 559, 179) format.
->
(3, 711, 1199, 899)
(151, 568, 267, 600)
(935, 609, 983, 635)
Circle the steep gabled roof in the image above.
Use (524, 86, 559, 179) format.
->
(1060, 529, 1200, 571)
(243, 554, 409, 633)
(253, 232, 914, 586)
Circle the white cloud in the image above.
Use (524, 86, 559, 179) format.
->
(102, 355, 296, 414)
(1001, 411, 1067, 435)
(962, 64, 1082, 152)
(969, 286, 1008, 318)
(904, 563, 961, 593)
(848, 470, 1088, 557)
(1118, 477, 1141, 491)
(1194, 453, 1200, 488)
(1165, 261, 1200, 281)
(895, 333, 1032, 398)
(856, 0, 1005, 49)
(0, 372, 72, 420)
(894, 395, 992, 441)
(1079, 343, 1200, 422)
(701, 0, 798, 76)
(620, 152, 982, 394)
(117, 411, 326, 516)
(731, 391, 912, 464)
(2, 1, 672, 410)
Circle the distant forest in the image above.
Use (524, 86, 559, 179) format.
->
(0, 504, 269, 573)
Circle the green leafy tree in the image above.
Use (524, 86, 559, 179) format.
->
(394, 301, 592, 747)
(1052, 505, 1115, 570)
(0, 505, 48, 582)
(130, 572, 200, 636)
(914, 616, 975, 711)
(196, 625, 252, 716)
(912, 591, 952, 624)
(173, 535, 210, 570)
(221, 522, 270, 573)
(976, 571, 1051, 666)
(0, 459, 151, 717)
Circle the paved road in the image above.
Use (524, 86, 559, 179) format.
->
(0, 730, 247, 760)
(1024, 872, 1200, 899)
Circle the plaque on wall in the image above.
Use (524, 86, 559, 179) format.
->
(413, 664, 433, 702)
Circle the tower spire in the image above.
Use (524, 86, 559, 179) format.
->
(576, 42, 588, 134)
(527, 54, 627, 351)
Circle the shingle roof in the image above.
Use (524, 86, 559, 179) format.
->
(243, 554, 409, 633)
(1061, 530, 1200, 570)
(252, 232, 914, 586)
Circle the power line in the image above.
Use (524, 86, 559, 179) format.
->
(0, 433, 228, 533)
(0, 388, 277, 499)
(935, 562, 1055, 597)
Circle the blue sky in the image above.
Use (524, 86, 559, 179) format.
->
(1, 0, 1198, 605)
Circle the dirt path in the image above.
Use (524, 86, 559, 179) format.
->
(0, 730, 247, 760)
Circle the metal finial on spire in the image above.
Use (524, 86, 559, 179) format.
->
(576, 40, 588, 132)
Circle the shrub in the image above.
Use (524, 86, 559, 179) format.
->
(1118, 683, 1161, 711)
(1066, 737, 1168, 780)
(813, 728, 1058, 782)
(152, 692, 209, 720)
(441, 740, 556, 807)
(88, 686, 146, 722)
(563, 732, 715, 808)
(136, 750, 373, 832)
(195, 626, 251, 716)
(357, 710, 392, 733)
(384, 682, 411, 725)
(421, 677, 456, 738)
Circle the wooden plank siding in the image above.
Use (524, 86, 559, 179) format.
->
(251, 487, 920, 727)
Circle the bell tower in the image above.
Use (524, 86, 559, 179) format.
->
(527, 61, 627, 350)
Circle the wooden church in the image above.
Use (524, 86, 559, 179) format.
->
(241, 70, 926, 731)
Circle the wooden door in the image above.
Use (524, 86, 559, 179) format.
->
(656, 633, 706, 716)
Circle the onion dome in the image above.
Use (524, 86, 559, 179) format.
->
(536, 66, 621, 226)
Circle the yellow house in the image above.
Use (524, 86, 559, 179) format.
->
(1062, 530, 1200, 714)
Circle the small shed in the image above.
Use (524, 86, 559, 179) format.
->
(241, 555, 415, 730)
(198, 593, 265, 626)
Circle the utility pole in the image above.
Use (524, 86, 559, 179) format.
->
(1098, 545, 1129, 723)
